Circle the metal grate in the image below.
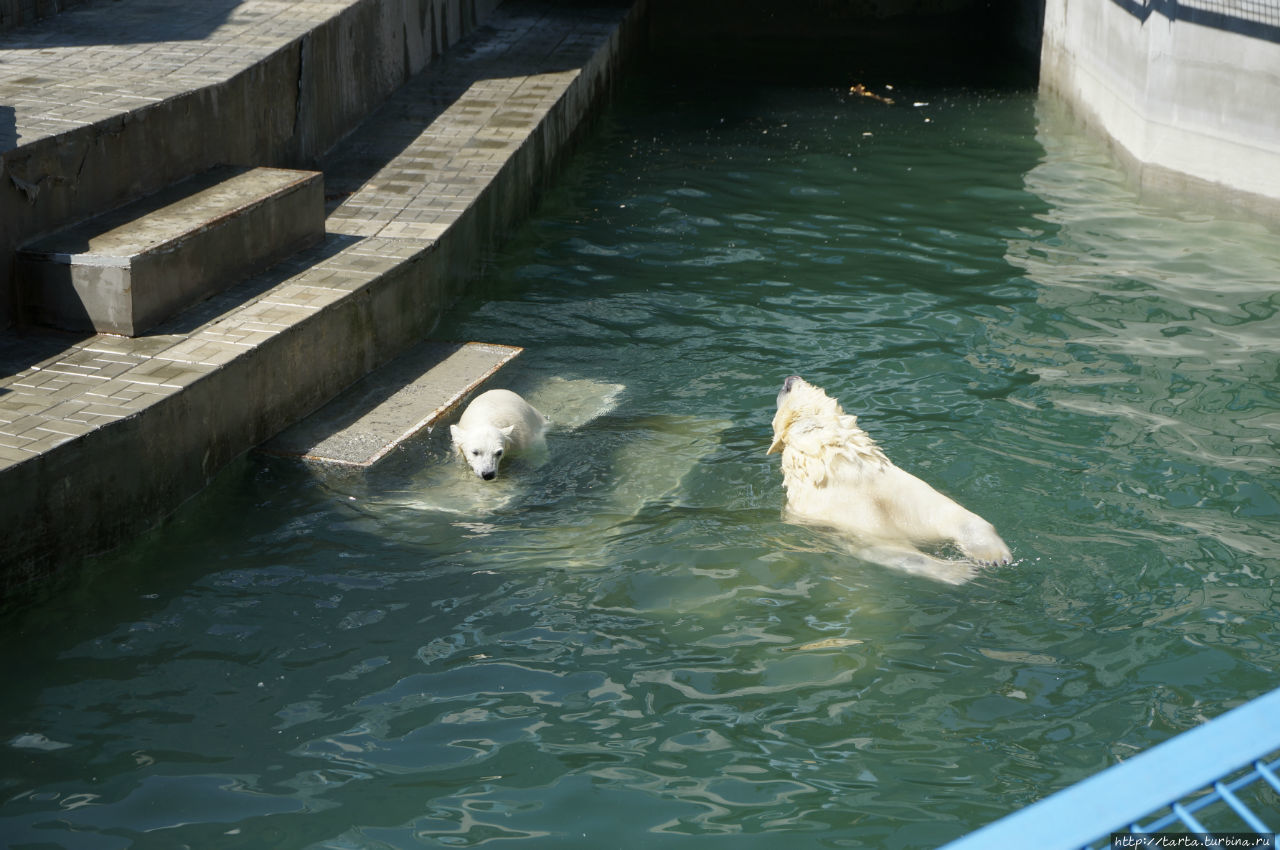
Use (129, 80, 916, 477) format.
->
(1109, 0, 1280, 43)
(1084, 753, 1280, 848)
(940, 687, 1280, 850)
(1177, 0, 1280, 30)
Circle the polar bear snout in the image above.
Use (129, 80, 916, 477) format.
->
(777, 375, 804, 408)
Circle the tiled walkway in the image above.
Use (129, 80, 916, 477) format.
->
(0, 0, 638, 589)
(0, 0, 356, 149)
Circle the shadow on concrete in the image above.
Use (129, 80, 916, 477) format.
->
(0, 234, 363, 379)
(147, 233, 364, 337)
(0, 326, 93, 381)
(0, 0, 243, 46)
(1110, 0, 1280, 43)
(320, 1, 628, 200)
(257, 340, 475, 464)
(0, 106, 15, 150)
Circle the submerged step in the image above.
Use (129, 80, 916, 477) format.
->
(261, 341, 522, 467)
(18, 166, 324, 336)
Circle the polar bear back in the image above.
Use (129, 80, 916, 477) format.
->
(782, 458, 1005, 558)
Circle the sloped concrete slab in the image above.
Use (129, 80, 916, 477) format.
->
(18, 166, 324, 336)
(261, 341, 522, 467)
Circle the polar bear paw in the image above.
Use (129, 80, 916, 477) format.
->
(957, 522, 1013, 566)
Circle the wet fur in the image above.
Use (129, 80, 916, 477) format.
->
(450, 389, 548, 481)
(768, 376, 1011, 580)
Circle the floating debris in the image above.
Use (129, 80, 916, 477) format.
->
(9, 733, 72, 751)
(848, 84, 894, 105)
(785, 637, 865, 652)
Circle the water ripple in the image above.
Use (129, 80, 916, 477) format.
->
(4, 77, 1280, 850)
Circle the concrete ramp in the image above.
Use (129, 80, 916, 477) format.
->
(261, 341, 521, 467)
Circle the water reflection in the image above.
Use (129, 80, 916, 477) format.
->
(2, 78, 1279, 849)
(998, 99, 1280, 565)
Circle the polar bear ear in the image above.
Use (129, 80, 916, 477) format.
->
(450, 424, 463, 444)
(767, 410, 794, 455)
(500, 424, 516, 438)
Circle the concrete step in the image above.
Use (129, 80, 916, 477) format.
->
(0, 0, 505, 330)
(261, 341, 523, 467)
(17, 166, 324, 336)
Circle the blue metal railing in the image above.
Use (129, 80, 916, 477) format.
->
(940, 687, 1280, 850)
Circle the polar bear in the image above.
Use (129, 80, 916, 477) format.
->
(767, 376, 1012, 574)
(450, 389, 549, 481)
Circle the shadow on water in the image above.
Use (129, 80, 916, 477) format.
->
(645, 0, 1042, 89)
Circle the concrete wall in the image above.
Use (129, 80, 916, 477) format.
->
(1041, 0, 1280, 210)
(0, 0, 500, 330)
(0, 0, 83, 32)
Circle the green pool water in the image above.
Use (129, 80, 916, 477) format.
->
(3, 65, 1280, 850)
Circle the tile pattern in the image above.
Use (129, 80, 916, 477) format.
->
(0, 0, 353, 148)
(0, 0, 633, 474)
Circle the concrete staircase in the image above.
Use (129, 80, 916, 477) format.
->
(0, 0, 505, 330)
(18, 167, 324, 336)
(0, 0, 645, 608)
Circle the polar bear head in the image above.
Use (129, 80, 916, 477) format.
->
(450, 422, 514, 481)
(767, 376, 889, 483)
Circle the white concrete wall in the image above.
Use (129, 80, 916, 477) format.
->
(1041, 0, 1280, 205)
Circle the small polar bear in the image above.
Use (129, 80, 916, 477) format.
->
(450, 389, 549, 481)
(767, 375, 1012, 575)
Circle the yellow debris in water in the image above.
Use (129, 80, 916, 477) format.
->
(786, 637, 865, 652)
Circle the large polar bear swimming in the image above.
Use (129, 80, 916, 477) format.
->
(767, 375, 1012, 582)
(450, 389, 549, 481)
